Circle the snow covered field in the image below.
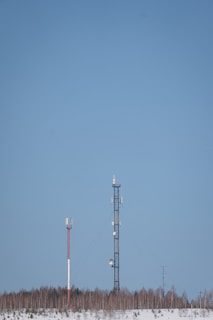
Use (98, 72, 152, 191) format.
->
(0, 309, 213, 320)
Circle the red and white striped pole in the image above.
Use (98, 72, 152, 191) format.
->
(65, 217, 72, 306)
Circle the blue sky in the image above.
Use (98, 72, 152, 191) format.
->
(0, 1, 212, 301)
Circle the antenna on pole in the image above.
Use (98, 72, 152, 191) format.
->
(109, 175, 122, 294)
(162, 265, 167, 298)
(65, 217, 73, 306)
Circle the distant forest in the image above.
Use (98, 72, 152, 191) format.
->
(0, 287, 213, 311)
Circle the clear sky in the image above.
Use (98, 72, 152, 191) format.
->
(0, 1, 212, 301)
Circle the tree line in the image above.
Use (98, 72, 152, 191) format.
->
(0, 286, 212, 311)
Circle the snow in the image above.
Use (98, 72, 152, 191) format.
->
(0, 309, 213, 320)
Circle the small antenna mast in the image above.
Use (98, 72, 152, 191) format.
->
(162, 265, 166, 298)
(65, 217, 73, 306)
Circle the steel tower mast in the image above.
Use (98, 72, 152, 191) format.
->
(65, 217, 72, 306)
(109, 176, 122, 293)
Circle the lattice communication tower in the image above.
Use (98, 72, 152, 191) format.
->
(109, 176, 122, 293)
